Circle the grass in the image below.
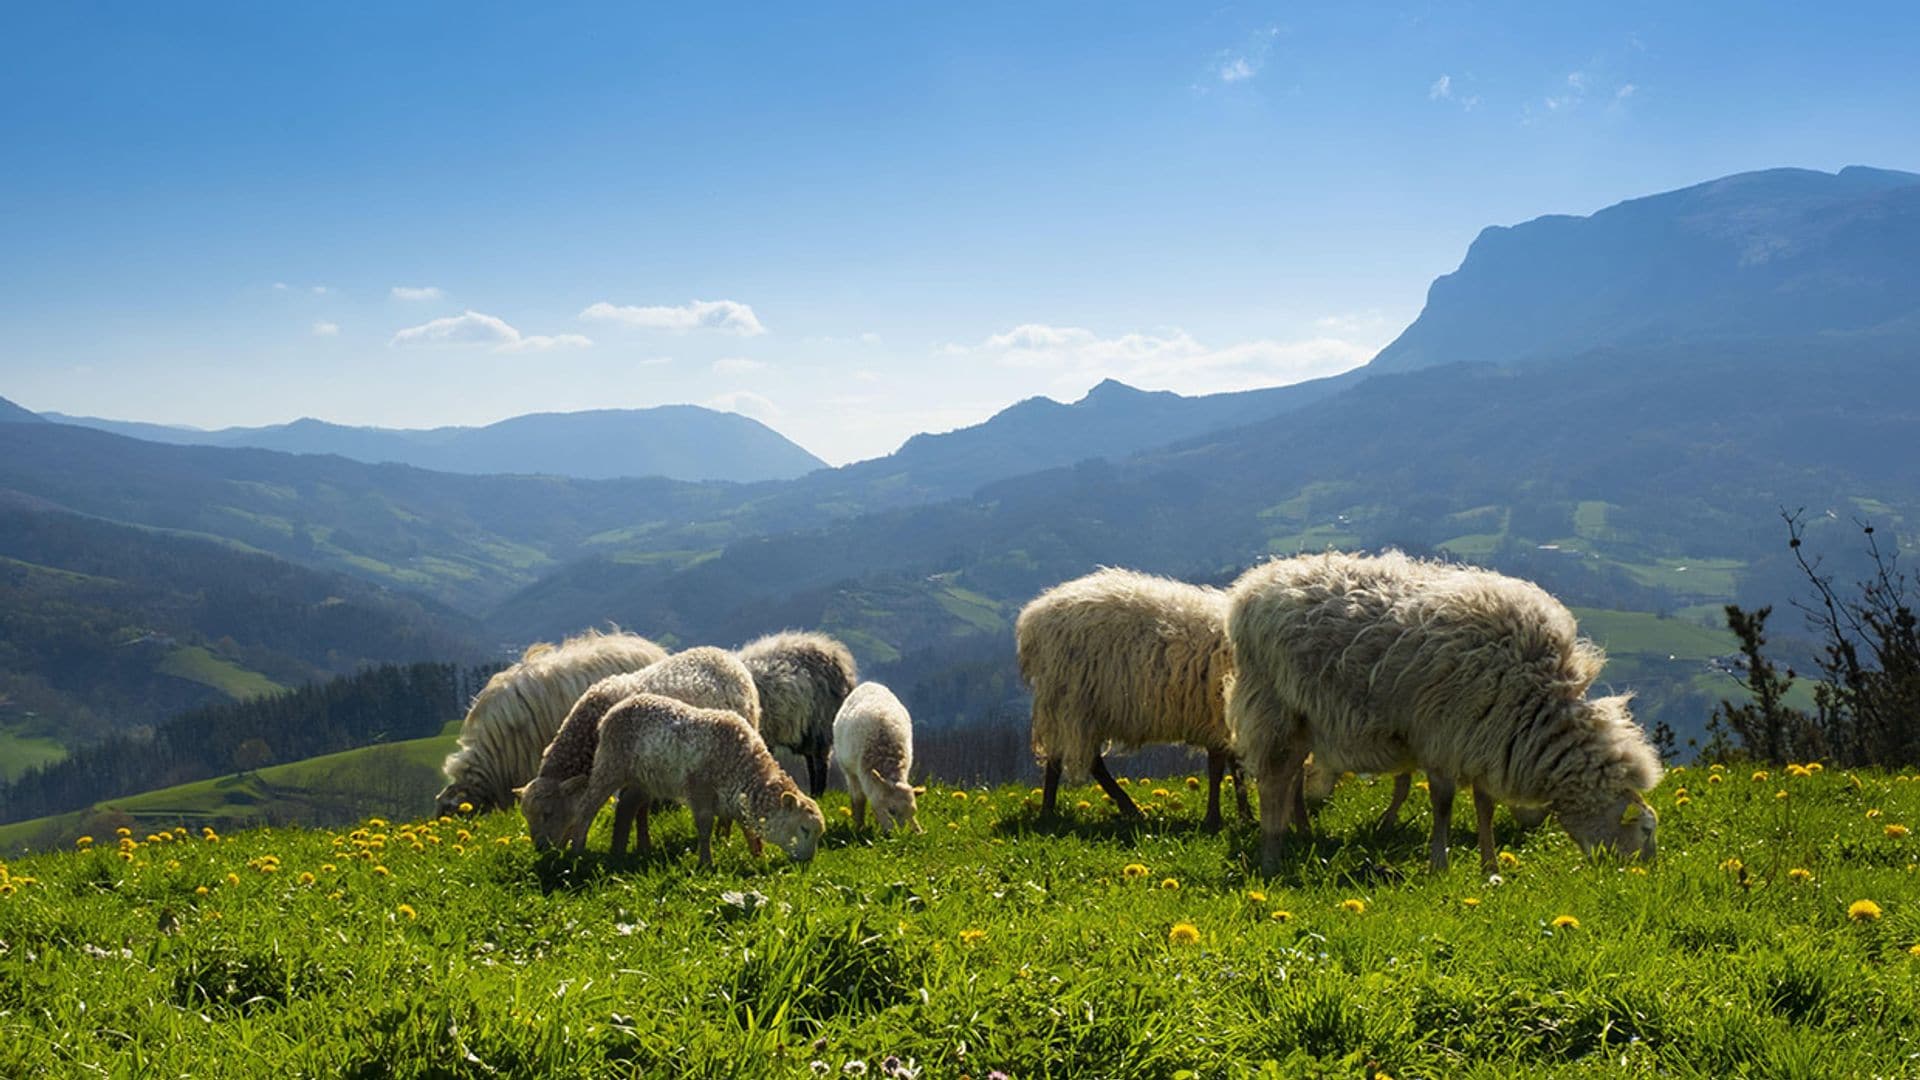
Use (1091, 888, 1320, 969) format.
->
(2, 766, 1917, 1077)
(0, 726, 66, 783)
(156, 646, 286, 701)
(1569, 608, 1735, 661)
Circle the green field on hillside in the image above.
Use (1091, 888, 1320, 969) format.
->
(2, 767, 1916, 1077)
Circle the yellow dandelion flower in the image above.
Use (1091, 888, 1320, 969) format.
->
(372, 865, 390, 877)
(1497, 851, 1520, 870)
(1808, 762, 1824, 774)
(1848, 899, 1883, 921)
(1122, 863, 1149, 878)
(202, 827, 219, 841)
(1462, 897, 1481, 907)
(367, 817, 389, 828)
(1787, 764, 1811, 778)
(195, 885, 209, 896)
(1720, 858, 1745, 873)
(837, 806, 853, 818)
(1709, 763, 1724, 772)
(1551, 915, 1580, 930)
(1160, 878, 1181, 891)
(1788, 868, 1813, 883)
(1867, 808, 1883, 819)
(495, 837, 511, 846)
(1186, 776, 1200, 789)
(1776, 790, 1789, 800)
(396, 903, 417, 920)
(1675, 795, 1692, 806)
(1117, 777, 1130, 787)
(1708, 774, 1724, 784)
(0, 884, 14, 897)
(1340, 898, 1367, 914)
(1887, 824, 1910, 839)
(952, 790, 969, 802)
(298, 872, 316, 885)
(321, 863, 336, 873)
(457, 801, 474, 814)
(1270, 909, 1292, 922)
(225, 873, 240, 886)
(1752, 771, 1769, 782)
(1626, 866, 1649, 876)
(75, 835, 94, 848)
(1909, 943, 1920, 958)
(456, 830, 472, 842)
(1168, 922, 1201, 945)
(1675, 788, 1689, 798)
(959, 928, 986, 944)
(116, 827, 132, 837)
(1672, 765, 1687, 774)
(328, 890, 344, 901)
(117, 851, 134, 862)
(1246, 890, 1267, 903)
(1152, 788, 1172, 799)
(1075, 800, 1092, 811)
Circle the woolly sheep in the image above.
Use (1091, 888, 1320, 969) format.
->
(1017, 567, 1254, 832)
(1226, 551, 1661, 875)
(736, 631, 859, 798)
(435, 629, 667, 816)
(567, 692, 825, 867)
(1317, 768, 1550, 833)
(518, 646, 761, 850)
(832, 681, 921, 834)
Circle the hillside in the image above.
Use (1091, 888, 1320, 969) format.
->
(0, 768, 1913, 1076)
(0, 396, 46, 424)
(1369, 166, 1920, 374)
(43, 405, 828, 483)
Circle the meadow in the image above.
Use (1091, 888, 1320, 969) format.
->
(0, 766, 1916, 1078)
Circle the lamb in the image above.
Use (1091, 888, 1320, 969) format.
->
(832, 681, 921, 834)
(1017, 567, 1254, 832)
(435, 629, 667, 816)
(518, 646, 761, 851)
(736, 631, 859, 797)
(564, 692, 826, 867)
(1226, 550, 1661, 875)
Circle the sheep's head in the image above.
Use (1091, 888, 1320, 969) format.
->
(1549, 694, 1660, 862)
(870, 769, 922, 834)
(434, 782, 488, 819)
(517, 775, 589, 851)
(762, 789, 825, 862)
(1555, 791, 1658, 862)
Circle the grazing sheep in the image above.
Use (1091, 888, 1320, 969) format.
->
(736, 631, 859, 798)
(1226, 551, 1661, 874)
(1017, 567, 1254, 832)
(1325, 769, 1550, 832)
(832, 682, 921, 834)
(518, 646, 761, 851)
(435, 629, 667, 816)
(566, 692, 825, 867)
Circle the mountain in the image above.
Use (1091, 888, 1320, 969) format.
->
(42, 405, 826, 483)
(0, 397, 47, 424)
(1369, 166, 1920, 374)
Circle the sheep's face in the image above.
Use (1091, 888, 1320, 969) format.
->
(870, 775, 921, 834)
(1558, 792, 1658, 862)
(434, 783, 487, 818)
(517, 775, 589, 851)
(763, 790, 825, 862)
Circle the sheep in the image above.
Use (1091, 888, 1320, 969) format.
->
(832, 681, 921, 834)
(564, 692, 825, 867)
(1226, 550, 1661, 875)
(1317, 768, 1550, 832)
(435, 629, 667, 816)
(736, 631, 859, 798)
(517, 646, 761, 851)
(1016, 567, 1254, 832)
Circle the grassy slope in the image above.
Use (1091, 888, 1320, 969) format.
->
(1, 768, 1916, 1077)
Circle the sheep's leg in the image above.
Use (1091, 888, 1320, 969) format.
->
(1231, 758, 1253, 822)
(1510, 804, 1549, 830)
(610, 786, 642, 858)
(1203, 749, 1227, 833)
(1290, 778, 1311, 835)
(1472, 784, 1498, 872)
(1256, 744, 1311, 876)
(634, 797, 652, 858)
(693, 809, 716, 869)
(1089, 755, 1139, 817)
(1040, 757, 1064, 820)
(851, 788, 868, 831)
(807, 752, 829, 798)
(1376, 772, 1413, 830)
(1426, 773, 1457, 870)
(743, 825, 764, 858)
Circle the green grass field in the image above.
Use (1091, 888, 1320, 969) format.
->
(2, 766, 1916, 1077)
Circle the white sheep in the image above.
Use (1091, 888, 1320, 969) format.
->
(517, 646, 761, 850)
(1226, 550, 1661, 874)
(832, 681, 921, 834)
(1016, 567, 1254, 831)
(736, 631, 859, 797)
(436, 629, 667, 816)
(566, 692, 826, 867)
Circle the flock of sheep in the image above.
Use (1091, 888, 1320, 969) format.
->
(434, 551, 1663, 876)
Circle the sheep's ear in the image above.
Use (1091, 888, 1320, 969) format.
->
(510, 785, 529, 799)
(870, 767, 889, 785)
(893, 780, 915, 797)
(780, 789, 799, 809)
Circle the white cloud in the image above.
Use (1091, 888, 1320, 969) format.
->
(1211, 25, 1279, 84)
(580, 298, 766, 336)
(705, 390, 782, 424)
(963, 322, 1377, 394)
(389, 310, 591, 352)
(1219, 58, 1256, 82)
(711, 356, 769, 376)
(391, 285, 445, 301)
(272, 282, 290, 291)
(1429, 74, 1452, 100)
(1615, 83, 1636, 101)
(311, 321, 339, 337)
(310, 285, 330, 295)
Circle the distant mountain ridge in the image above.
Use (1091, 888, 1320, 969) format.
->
(1369, 165, 1920, 374)
(37, 404, 827, 484)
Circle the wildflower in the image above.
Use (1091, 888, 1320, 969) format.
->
(195, 886, 209, 896)
(202, 827, 219, 841)
(1186, 776, 1200, 789)
(1160, 878, 1181, 891)
(1461, 897, 1481, 908)
(1674, 795, 1692, 807)
(0, 884, 14, 897)
(1788, 868, 1813, 883)
(298, 872, 316, 886)
(75, 836, 93, 848)
(1910, 944, 1920, 959)
(1246, 890, 1267, 903)
(843, 1061, 868, 1076)
(456, 830, 472, 842)
(1776, 790, 1789, 800)
(495, 837, 511, 845)
(1720, 857, 1745, 873)
(1497, 851, 1520, 870)
(396, 903, 417, 920)
(952, 791, 969, 802)
(1867, 808, 1883, 819)
(1708, 774, 1724, 784)
(1152, 788, 1172, 799)
(838, 806, 853, 818)
(1551, 915, 1580, 930)
(321, 863, 336, 873)
(1117, 778, 1130, 787)
(1122, 863, 1149, 878)
(372, 865, 390, 877)
(1075, 800, 1091, 811)
(1675, 788, 1689, 798)
(1340, 898, 1367, 914)
(1887, 825, 1910, 840)
(367, 817, 389, 828)
(1752, 771, 1769, 782)
(1270, 909, 1292, 921)
(1626, 866, 1649, 876)
(1787, 764, 1812, 778)
(117, 827, 132, 838)
(458, 801, 474, 814)
(1848, 899, 1883, 922)
(959, 929, 986, 944)
(225, 873, 240, 887)
(1168, 922, 1201, 945)
(1808, 762, 1824, 774)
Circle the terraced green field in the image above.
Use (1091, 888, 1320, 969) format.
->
(2, 766, 1916, 1077)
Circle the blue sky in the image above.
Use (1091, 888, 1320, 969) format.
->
(3, 3, 1917, 464)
